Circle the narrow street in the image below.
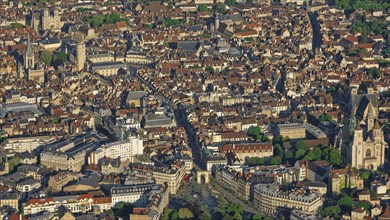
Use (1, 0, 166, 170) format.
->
(308, 11, 322, 54)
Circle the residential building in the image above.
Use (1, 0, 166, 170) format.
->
(276, 123, 306, 139)
(329, 167, 363, 196)
(219, 142, 273, 162)
(89, 137, 144, 164)
(152, 161, 186, 194)
(23, 194, 94, 215)
(253, 184, 323, 215)
(0, 192, 19, 211)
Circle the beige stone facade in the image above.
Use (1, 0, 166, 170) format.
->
(254, 184, 323, 215)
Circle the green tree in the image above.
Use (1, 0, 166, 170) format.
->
(215, 197, 243, 220)
(249, 157, 257, 166)
(304, 148, 322, 161)
(8, 156, 21, 172)
(76, 7, 85, 12)
(327, 148, 343, 166)
(296, 140, 308, 151)
(171, 211, 179, 220)
(337, 195, 353, 212)
(318, 114, 332, 122)
(360, 170, 371, 180)
(285, 151, 293, 160)
(247, 126, 261, 138)
(226, 0, 236, 5)
(144, 23, 154, 29)
(53, 51, 68, 66)
(273, 144, 284, 158)
(162, 208, 172, 220)
(206, 66, 214, 73)
(114, 202, 134, 219)
(257, 157, 264, 165)
(164, 16, 185, 27)
(52, 117, 61, 123)
(11, 23, 24, 29)
(199, 209, 211, 220)
(294, 149, 306, 160)
(215, 4, 227, 14)
(320, 205, 341, 218)
(252, 214, 263, 220)
(40, 50, 53, 66)
(366, 67, 380, 79)
(269, 156, 282, 165)
(198, 4, 209, 12)
(357, 200, 372, 215)
(178, 208, 194, 219)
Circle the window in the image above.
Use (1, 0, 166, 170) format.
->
(366, 149, 371, 157)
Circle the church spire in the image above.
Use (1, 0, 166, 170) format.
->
(24, 33, 34, 70)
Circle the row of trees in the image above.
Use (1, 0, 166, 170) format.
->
(164, 16, 186, 27)
(162, 208, 195, 220)
(247, 126, 270, 142)
(335, 0, 390, 12)
(84, 13, 128, 27)
(40, 50, 69, 67)
(321, 195, 372, 218)
(352, 15, 389, 40)
(197, 4, 227, 14)
(366, 67, 381, 80)
(272, 136, 343, 167)
(245, 127, 343, 167)
(215, 197, 274, 220)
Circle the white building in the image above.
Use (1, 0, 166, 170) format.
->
(110, 183, 155, 207)
(23, 194, 93, 215)
(88, 136, 144, 164)
(16, 178, 41, 193)
(3, 136, 56, 153)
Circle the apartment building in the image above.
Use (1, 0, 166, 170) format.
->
(0, 192, 19, 211)
(276, 123, 306, 139)
(87, 51, 114, 63)
(152, 161, 186, 194)
(40, 151, 85, 172)
(330, 167, 363, 196)
(219, 142, 273, 162)
(89, 61, 125, 77)
(253, 184, 323, 215)
(48, 172, 82, 192)
(3, 136, 56, 153)
(111, 183, 156, 207)
(129, 184, 169, 220)
(89, 136, 144, 164)
(23, 194, 94, 215)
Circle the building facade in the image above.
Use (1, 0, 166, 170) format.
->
(340, 88, 387, 170)
(23, 195, 93, 215)
(254, 184, 323, 215)
(40, 151, 85, 172)
(89, 136, 143, 164)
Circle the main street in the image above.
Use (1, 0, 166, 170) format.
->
(129, 66, 205, 169)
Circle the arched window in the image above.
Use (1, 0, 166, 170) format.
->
(366, 149, 371, 157)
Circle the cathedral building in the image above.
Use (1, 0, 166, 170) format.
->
(42, 8, 62, 32)
(22, 36, 45, 83)
(339, 87, 387, 170)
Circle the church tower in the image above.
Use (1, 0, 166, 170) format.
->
(351, 123, 363, 168)
(214, 13, 219, 32)
(76, 43, 86, 71)
(24, 34, 34, 70)
(373, 120, 385, 166)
